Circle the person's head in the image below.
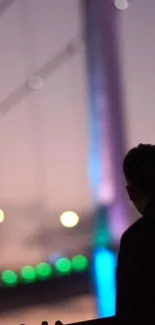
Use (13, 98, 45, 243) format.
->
(123, 144, 155, 214)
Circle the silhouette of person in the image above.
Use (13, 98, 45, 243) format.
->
(116, 143, 155, 323)
(55, 144, 155, 325)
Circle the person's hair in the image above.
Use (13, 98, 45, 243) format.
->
(123, 144, 155, 197)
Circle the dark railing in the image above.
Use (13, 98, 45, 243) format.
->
(19, 317, 115, 325)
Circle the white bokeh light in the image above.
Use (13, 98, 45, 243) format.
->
(60, 211, 80, 228)
(114, 0, 129, 10)
(0, 209, 5, 223)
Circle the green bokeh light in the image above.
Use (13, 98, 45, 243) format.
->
(1, 270, 18, 287)
(21, 265, 37, 283)
(36, 262, 52, 279)
(1, 255, 89, 288)
(72, 255, 88, 272)
(55, 258, 72, 275)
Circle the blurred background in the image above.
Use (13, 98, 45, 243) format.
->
(0, 0, 154, 323)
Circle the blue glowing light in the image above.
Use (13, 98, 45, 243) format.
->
(94, 248, 117, 317)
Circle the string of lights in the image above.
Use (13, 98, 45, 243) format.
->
(0, 254, 89, 287)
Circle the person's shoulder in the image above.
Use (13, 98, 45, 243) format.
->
(121, 217, 145, 244)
